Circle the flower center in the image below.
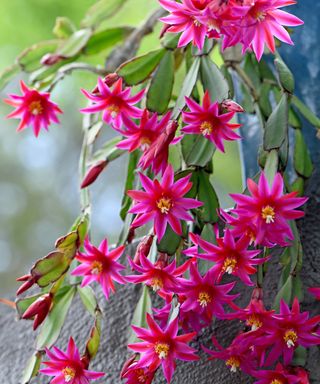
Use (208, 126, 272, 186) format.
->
(197, 291, 212, 308)
(200, 121, 213, 136)
(62, 366, 76, 382)
(151, 277, 163, 291)
(284, 329, 298, 348)
(29, 100, 43, 115)
(226, 356, 240, 373)
(91, 260, 103, 275)
(140, 137, 152, 151)
(193, 18, 202, 27)
(271, 380, 283, 384)
(155, 343, 170, 359)
(136, 369, 148, 383)
(255, 10, 267, 21)
(261, 205, 275, 224)
(246, 314, 262, 331)
(157, 197, 172, 214)
(223, 256, 237, 274)
(107, 104, 120, 118)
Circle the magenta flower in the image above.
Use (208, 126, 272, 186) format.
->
(261, 298, 320, 365)
(81, 77, 144, 130)
(252, 363, 300, 384)
(40, 337, 105, 383)
(186, 230, 264, 286)
(121, 363, 155, 384)
(309, 287, 320, 300)
(128, 313, 199, 383)
(126, 254, 191, 293)
(127, 165, 203, 241)
(72, 237, 126, 300)
(159, 0, 209, 50)
(180, 263, 239, 320)
(182, 91, 241, 152)
(4, 80, 62, 137)
(230, 172, 308, 247)
(117, 109, 171, 152)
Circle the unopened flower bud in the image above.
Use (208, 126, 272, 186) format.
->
(221, 99, 245, 113)
(92, 73, 119, 94)
(22, 293, 53, 330)
(41, 53, 63, 66)
(133, 235, 154, 265)
(16, 274, 37, 295)
(120, 354, 137, 379)
(81, 160, 107, 189)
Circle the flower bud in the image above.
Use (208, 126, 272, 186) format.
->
(41, 53, 63, 66)
(221, 99, 245, 113)
(92, 73, 119, 94)
(16, 274, 37, 295)
(133, 235, 154, 265)
(120, 354, 137, 379)
(81, 160, 107, 189)
(22, 293, 53, 330)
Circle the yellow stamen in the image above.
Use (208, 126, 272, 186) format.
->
(223, 257, 237, 275)
(271, 380, 283, 384)
(193, 18, 202, 27)
(255, 11, 266, 21)
(136, 369, 148, 383)
(140, 137, 152, 151)
(197, 292, 212, 308)
(246, 315, 262, 331)
(62, 367, 76, 382)
(107, 104, 120, 118)
(157, 197, 172, 214)
(91, 260, 103, 275)
(226, 356, 240, 373)
(155, 343, 170, 359)
(200, 121, 213, 136)
(151, 277, 163, 292)
(283, 329, 298, 348)
(261, 205, 276, 224)
(29, 100, 43, 115)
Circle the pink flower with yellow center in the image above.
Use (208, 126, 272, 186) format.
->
(182, 91, 241, 152)
(117, 109, 171, 152)
(72, 237, 126, 300)
(252, 363, 300, 384)
(81, 77, 144, 130)
(40, 337, 105, 383)
(4, 80, 62, 137)
(128, 314, 199, 383)
(127, 165, 203, 241)
(230, 172, 308, 246)
(185, 230, 265, 286)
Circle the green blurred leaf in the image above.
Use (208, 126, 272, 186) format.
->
(82, 0, 128, 28)
(292, 95, 320, 128)
(289, 106, 302, 129)
(0, 63, 19, 90)
(273, 275, 292, 311)
(259, 83, 272, 117)
(85, 311, 102, 360)
(275, 54, 294, 93)
(292, 275, 304, 302)
(117, 49, 165, 85)
(291, 177, 304, 196)
(197, 170, 219, 223)
(21, 351, 43, 384)
(84, 27, 133, 55)
(198, 224, 216, 274)
(161, 33, 180, 50)
(243, 53, 261, 90)
(16, 293, 43, 319)
(181, 134, 215, 167)
(53, 17, 76, 39)
(17, 40, 58, 72)
(147, 50, 175, 113)
(120, 151, 138, 220)
(128, 286, 152, 344)
(292, 346, 307, 367)
(172, 57, 200, 119)
(36, 285, 76, 349)
(264, 149, 279, 185)
(91, 136, 123, 162)
(200, 55, 229, 102)
(294, 130, 313, 178)
(56, 29, 92, 58)
(157, 223, 186, 256)
(264, 94, 288, 151)
(77, 286, 97, 317)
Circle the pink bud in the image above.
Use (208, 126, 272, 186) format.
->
(81, 160, 107, 189)
(133, 235, 154, 265)
(120, 354, 137, 379)
(16, 274, 37, 296)
(22, 293, 53, 330)
(92, 73, 119, 94)
(221, 99, 245, 113)
(41, 53, 63, 66)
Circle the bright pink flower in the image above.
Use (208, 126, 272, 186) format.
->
(40, 337, 105, 383)
(252, 363, 300, 384)
(185, 230, 264, 286)
(180, 263, 239, 320)
(81, 77, 144, 130)
(117, 109, 171, 152)
(121, 363, 155, 384)
(72, 237, 126, 300)
(230, 172, 308, 246)
(159, 0, 209, 50)
(182, 91, 241, 152)
(309, 287, 320, 300)
(127, 165, 202, 241)
(4, 80, 62, 137)
(287, 366, 310, 384)
(126, 254, 191, 293)
(128, 313, 199, 383)
(261, 298, 320, 365)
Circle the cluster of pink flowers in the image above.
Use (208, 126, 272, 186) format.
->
(159, 0, 303, 60)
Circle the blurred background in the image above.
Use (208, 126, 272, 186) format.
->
(0, 0, 318, 295)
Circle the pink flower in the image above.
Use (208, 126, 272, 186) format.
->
(309, 287, 320, 300)
(182, 91, 241, 152)
(4, 80, 62, 137)
(180, 263, 239, 320)
(126, 254, 191, 293)
(252, 363, 300, 384)
(81, 77, 144, 130)
(159, 0, 209, 50)
(128, 313, 199, 383)
(72, 237, 126, 300)
(230, 172, 308, 246)
(185, 230, 264, 286)
(121, 363, 155, 384)
(127, 165, 203, 241)
(40, 337, 105, 383)
(117, 109, 171, 153)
